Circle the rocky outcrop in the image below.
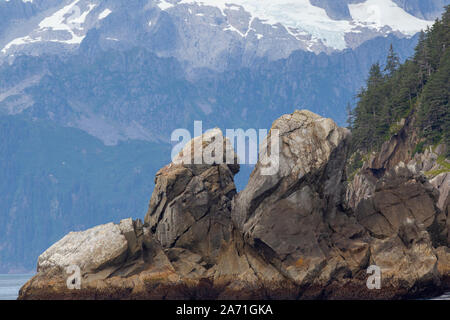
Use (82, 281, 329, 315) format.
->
(19, 110, 450, 300)
(407, 144, 449, 176)
(430, 173, 450, 245)
(145, 128, 239, 267)
(366, 117, 418, 173)
(430, 173, 450, 214)
(37, 223, 128, 275)
(232, 110, 372, 289)
(345, 116, 448, 212)
(19, 217, 181, 299)
(354, 165, 443, 239)
(345, 114, 450, 294)
(354, 164, 447, 290)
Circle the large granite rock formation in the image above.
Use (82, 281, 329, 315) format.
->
(19, 110, 450, 300)
(232, 110, 371, 289)
(145, 128, 239, 266)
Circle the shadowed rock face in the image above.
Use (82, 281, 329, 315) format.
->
(232, 110, 371, 286)
(355, 166, 442, 239)
(145, 128, 239, 265)
(353, 165, 446, 289)
(18, 110, 450, 300)
(431, 173, 450, 215)
(345, 114, 450, 294)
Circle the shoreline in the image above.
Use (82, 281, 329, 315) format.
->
(17, 273, 450, 301)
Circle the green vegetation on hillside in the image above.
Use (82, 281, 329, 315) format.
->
(348, 6, 450, 157)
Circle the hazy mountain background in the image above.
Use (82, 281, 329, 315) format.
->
(0, 0, 448, 272)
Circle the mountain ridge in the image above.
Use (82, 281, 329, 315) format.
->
(0, 0, 444, 70)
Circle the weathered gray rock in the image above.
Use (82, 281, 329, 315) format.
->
(430, 173, 450, 245)
(145, 128, 239, 265)
(343, 113, 449, 293)
(408, 144, 448, 176)
(119, 218, 143, 260)
(233, 110, 351, 228)
(37, 223, 128, 274)
(345, 169, 377, 210)
(430, 173, 449, 213)
(370, 221, 439, 290)
(232, 110, 369, 285)
(355, 164, 441, 239)
(346, 118, 418, 210)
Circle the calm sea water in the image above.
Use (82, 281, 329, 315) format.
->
(0, 274, 33, 300)
(0, 274, 448, 300)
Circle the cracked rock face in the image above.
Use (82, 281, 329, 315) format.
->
(232, 110, 369, 285)
(145, 128, 239, 265)
(430, 173, 449, 214)
(343, 115, 449, 289)
(37, 223, 129, 274)
(233, 110, 351, 228)
(430, 173, 450, 244)
(355, 165, 442, 239)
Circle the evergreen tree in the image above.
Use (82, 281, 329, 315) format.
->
(346, 102, 354, 129)
(384, 44, 400, 76)
(350, 6, 449, 156)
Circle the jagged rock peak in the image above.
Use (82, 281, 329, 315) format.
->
(269, 109, 350, 177)
(145, 128, 239, 265)
(233, 109, 351, 229)
(231, 109, 366, 285)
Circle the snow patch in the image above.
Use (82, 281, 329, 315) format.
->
(98, 8, 112, 20)
(70, 3, 96, 25)
(37, 0, 93, 43)
(158, 0, 174, 10)
(223, 24, 244, 37)
(2, 36, 42, 53)
(178, 0, 434, 50)
(349, 0, 432, 36)
(2, 1, 100, 54)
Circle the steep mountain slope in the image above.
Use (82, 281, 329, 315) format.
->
(0, 0, 447, 272)
(393, 0, 449, 19)
(0, 35, 419, 145)
(346, 6, 449, 243)
(348, 6, 449, 159)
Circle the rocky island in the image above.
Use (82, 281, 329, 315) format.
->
(18, 110, 449, 300)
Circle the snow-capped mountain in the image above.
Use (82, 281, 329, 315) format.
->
(0, 0, 441, 71)
(166, 0, 431, 49)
